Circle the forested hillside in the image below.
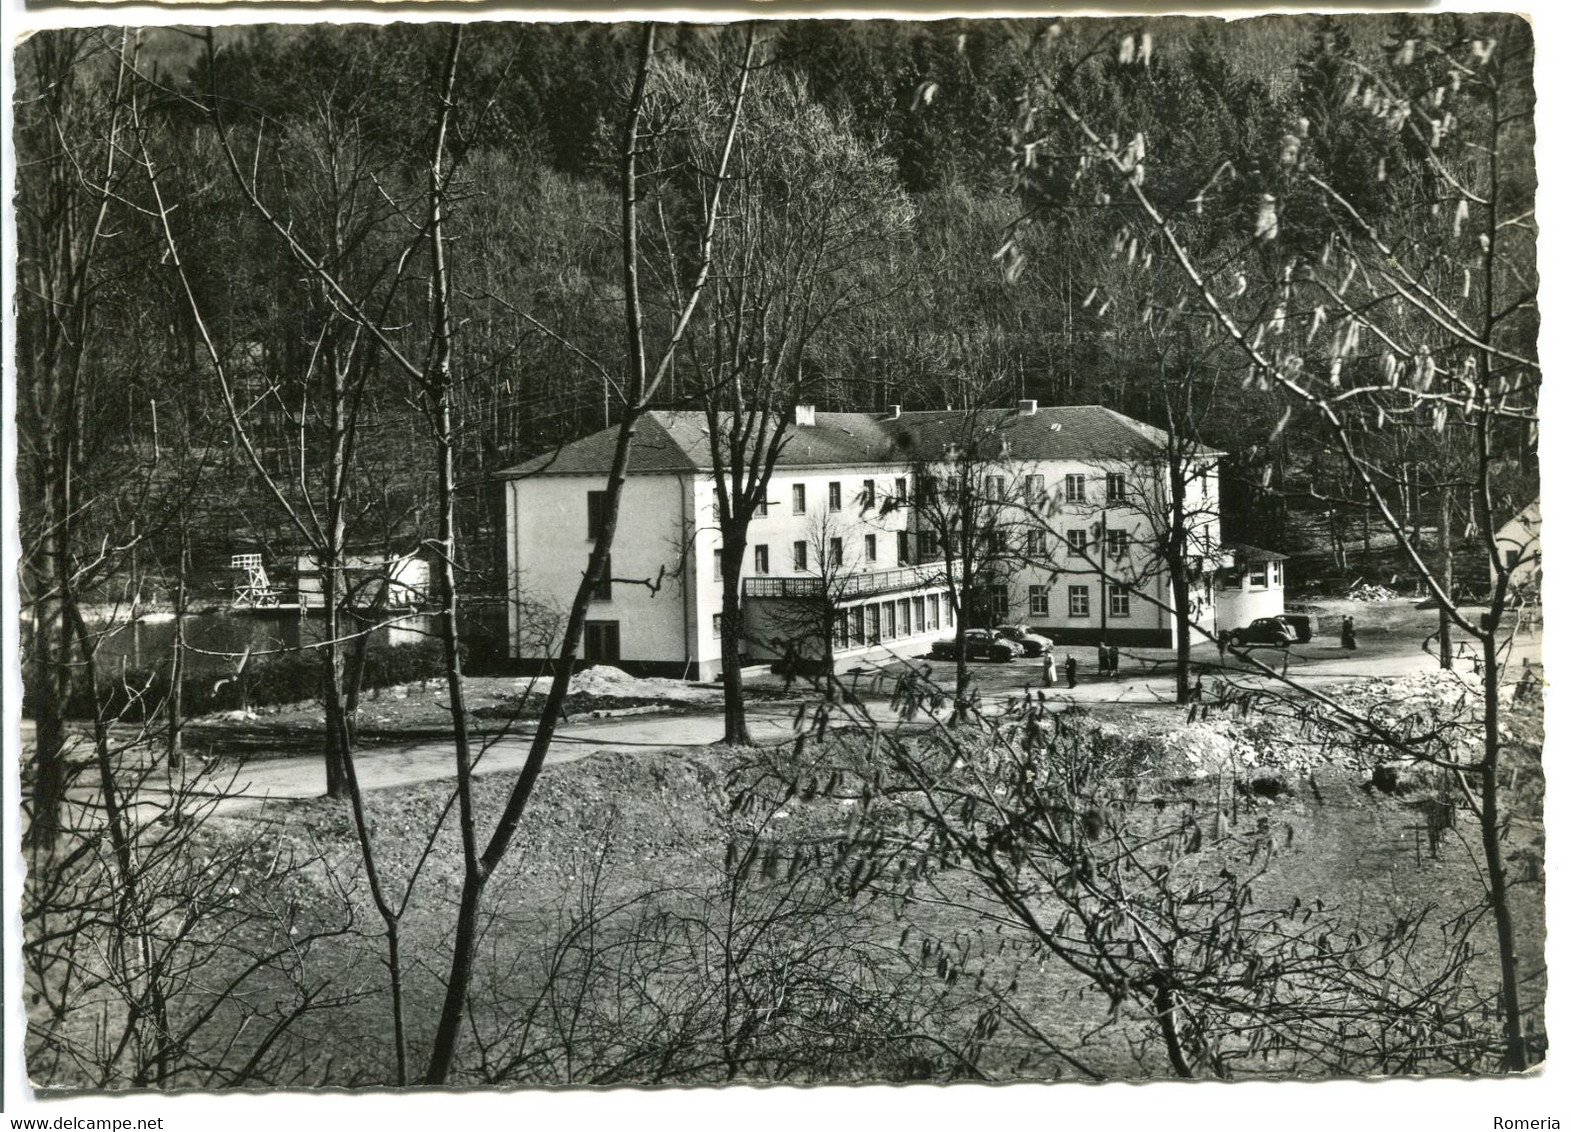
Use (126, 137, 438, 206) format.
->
(19, 16, 1533, 603)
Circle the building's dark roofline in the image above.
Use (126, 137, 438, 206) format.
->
(1225, 542, 1290, 562)
(1498, 498, 1541, 531)
(497, 405, 1226, 480)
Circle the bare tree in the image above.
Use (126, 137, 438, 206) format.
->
(673, 48, 912, 743)
(726, 668, 1511, 1078)
(135, 30, 438, 800)
(421, 25, 756, 1082)
(16, 31, 142, 847)
(900, 393, 1038, 716)
(157, 22, 754, 1083)
(24, 735, 359, 1088)
(1007, 13, 1540, 1067)
(15, 33, 360, 1090)
(461, 807, 974, 1084)
(1084, 372, 1225, 703)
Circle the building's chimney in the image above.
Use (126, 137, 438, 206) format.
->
(888, 404, 902, 420)
(795, 404, 816, 427)
(1017, 399, 1039, 415)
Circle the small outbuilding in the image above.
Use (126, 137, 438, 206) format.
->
(1492, 500, 1541, 604)
(295, 550, 431, 610)
(1214, 543, 1288, 633)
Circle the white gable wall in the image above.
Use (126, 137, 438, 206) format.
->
(1491, 503, 1542, 598)
(505, 472, 696, 675)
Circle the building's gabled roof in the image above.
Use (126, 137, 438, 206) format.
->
(880, 406, 1225, 464)
(497, 405, 1221, 479)
(1224, 542, 1290, 563)
(1495, 498, 1541, 536)
(661, 410, 900, 469)
(500, 415, 705, 478)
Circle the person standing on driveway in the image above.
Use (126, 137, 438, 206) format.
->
(781, 640, 800, 691)
(1109, 645, 1121, 678)
(1065, 655, 1078, 689)
(1043, 645, 1058, 688)
(1097, 641, 1110, 676)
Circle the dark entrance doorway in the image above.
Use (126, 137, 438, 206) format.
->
(583, 620, 621, 663)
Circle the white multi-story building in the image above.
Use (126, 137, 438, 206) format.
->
(498, 401, 1283, 678)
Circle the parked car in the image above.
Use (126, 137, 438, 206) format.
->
(1279, 613, 1315, 643)
(1228, 616, 1295, 647)
(933, 629, 1023, 662)
(992, 624, 1053, 657)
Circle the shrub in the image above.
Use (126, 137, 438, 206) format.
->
(29, 639, 460, 721)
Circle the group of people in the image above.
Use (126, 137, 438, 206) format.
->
(1040, 640, 1121, 689)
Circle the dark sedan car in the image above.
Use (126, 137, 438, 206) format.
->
(933, 629, 1024, 662)
(1228, 616, 1295, 647)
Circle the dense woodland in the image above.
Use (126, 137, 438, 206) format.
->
(20, 17, 1535, 601)
(14, 15, 1542, 1088)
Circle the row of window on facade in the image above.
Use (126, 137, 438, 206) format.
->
(715, 525, 1137, 580)
(589, 542, 1162, 620)
(712, 592, 958, 647)
(588, 483, 1160, 576)
(586, 471, 1213, 549)
(715, 478, 903, 519)
(1019, 583, 1134, 620)
(722, 534, 892, 578)
(581, 547, 1145, 607)
(707, 471, 1140, 523)
(1220, 560, 1284, 590)
(704, 582, 1138, 646)
(728, 478, 906, 519)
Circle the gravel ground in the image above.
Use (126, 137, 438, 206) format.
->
(179, 674, 1544, 1085)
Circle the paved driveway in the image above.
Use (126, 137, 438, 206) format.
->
(37, 600, 1540, 819)
(53, 696, 912, 818)
(792, 604, 1540, 710)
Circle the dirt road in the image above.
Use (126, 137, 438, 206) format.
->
(42, 598, 1538, 816)
(205, 697, 898, 803)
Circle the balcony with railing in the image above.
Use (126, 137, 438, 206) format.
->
(743, 564, 933, 600)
